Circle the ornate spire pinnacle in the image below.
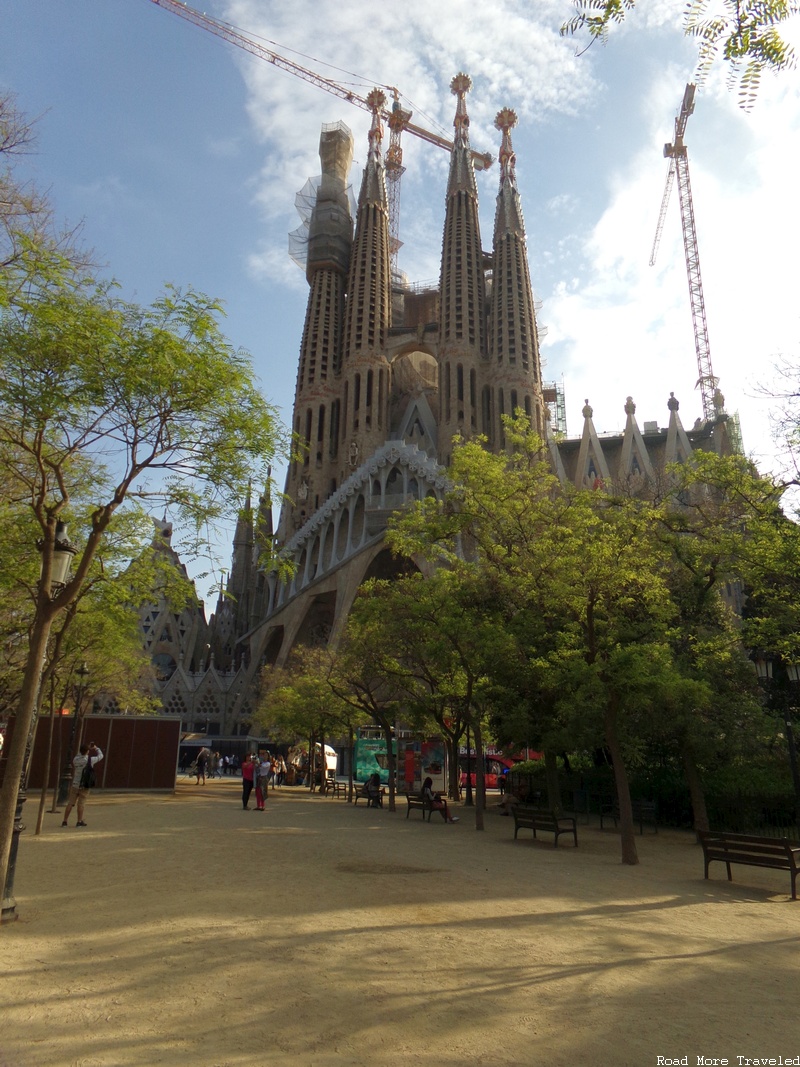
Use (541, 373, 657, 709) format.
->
(357, 89, 388, 207)
(450, 73, 472, 149)
(493, 106, 525, 238)
(365, 89, 386, 163)
(495, 107, 518, 190)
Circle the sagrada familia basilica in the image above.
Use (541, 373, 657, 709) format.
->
(130, 76, 735, 737)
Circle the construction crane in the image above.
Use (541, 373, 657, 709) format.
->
(649, 83, 719, 424)
(148, 0, 493, 268)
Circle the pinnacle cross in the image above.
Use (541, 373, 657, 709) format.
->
(450, 73, 472, 148)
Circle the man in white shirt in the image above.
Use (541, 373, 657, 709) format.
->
(62, 742, 103, 828)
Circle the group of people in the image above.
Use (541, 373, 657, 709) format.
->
(240, 752, 287, 810)
(184, 749, 289, 786)
(186, 750, 239, 783)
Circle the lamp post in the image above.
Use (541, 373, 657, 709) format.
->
(57, 663, 90, 805)
(1, 522, 77, 925)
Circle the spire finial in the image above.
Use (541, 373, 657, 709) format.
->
(365, 89, 387, 160)
(450, 73, 472, 147)
(494, 107, 518, 187)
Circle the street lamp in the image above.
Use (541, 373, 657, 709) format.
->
(1, 522, 77, 924)
(57, 663, 90, 805)
(753, 655, 773, 682)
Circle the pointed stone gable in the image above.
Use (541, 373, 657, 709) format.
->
(665, 392, 694, 465)
(619, 397, 656, 481)
(575, 400, 612, 489)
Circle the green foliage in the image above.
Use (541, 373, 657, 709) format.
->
(255, 645, 368, 744)
(561, 0, 637, 45)
(386, 417, 795, 855)
(561, 0, 799, 108)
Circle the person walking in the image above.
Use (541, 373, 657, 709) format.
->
(276, 755, 287, 788)
(254, 754, 271, 811)
(241, 754, 256, 810)
(195, 747, 210, 785)
(62, 742, 104, 828)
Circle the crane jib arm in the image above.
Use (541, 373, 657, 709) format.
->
(149, 0, 492, 170)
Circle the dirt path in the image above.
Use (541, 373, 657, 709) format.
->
(2, 779, 799, 1067)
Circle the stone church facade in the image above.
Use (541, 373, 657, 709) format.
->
(137, 75, 734, 733)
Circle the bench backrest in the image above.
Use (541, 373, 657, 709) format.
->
(698, 830, 800, 860)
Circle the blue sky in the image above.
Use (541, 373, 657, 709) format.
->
(3, 0, 799, 601)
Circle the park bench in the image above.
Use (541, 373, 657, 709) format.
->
(698, 830, 800, 900)
(600, 798, 657, 835)
(405, 793, 437, 821)
(512, 807, 577, 847)
(324, 780, 347, 798)
(354, 784, 384, 807)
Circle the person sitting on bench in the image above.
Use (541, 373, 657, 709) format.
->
(364, 773, 383, 807)
(422, 777, 458, 823)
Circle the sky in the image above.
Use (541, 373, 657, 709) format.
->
(3, 0, 799, 602)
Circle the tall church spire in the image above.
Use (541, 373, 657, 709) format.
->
(279, 123, 354, 542)
(438, 73, 487, 463)
(488, 108, 546, 443)
(343, 91, 392, 359)
(339, 90, 392, 481)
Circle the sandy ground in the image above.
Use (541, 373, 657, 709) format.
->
(1, 777, 800, 1067)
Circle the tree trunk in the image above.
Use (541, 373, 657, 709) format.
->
(50, 700, 63, 814)
(319, 727, 327, 795)
(308, 732, 316, 791)
(682, 742, 710, 835)
(0, 606, 55, 904)
(604, 700, 639, 865)
(382, 723, 396, 812)
(347, 724, 355, 802)
(35, 689, 58, 836)
(544, 750, 562, 815)
(472, 718, 485, 831)
(446, 731, 460, 801)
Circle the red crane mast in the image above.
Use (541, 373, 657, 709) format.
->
(650, 83, 719, 423)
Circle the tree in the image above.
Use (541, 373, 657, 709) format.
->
(561, 0, 799, 109)
(1, 93, 89, 288)
(326, 618, 407, 813)
(347, 571, 520, 827)
(649, 451, 779, 829)
(0, 270, 282, 906)
(256, 645, 364, 795)
(388, 420, 720, 864)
